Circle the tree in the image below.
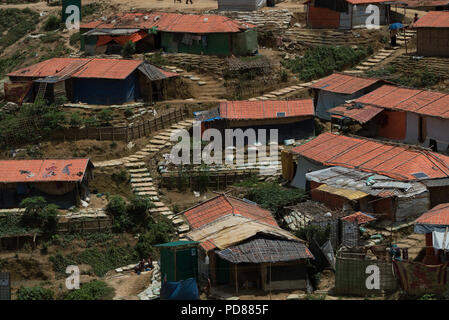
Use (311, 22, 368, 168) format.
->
(20, 197, 59, 235)
(121, 40, 136, 58)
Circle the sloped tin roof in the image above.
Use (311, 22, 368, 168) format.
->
(0, 159, 92, 183)
(290, 132, 449, 181)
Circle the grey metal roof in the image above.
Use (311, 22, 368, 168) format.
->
(306, 166, 428, 198)
(216, 236, 314, 264)
(138, 62, 172, 81)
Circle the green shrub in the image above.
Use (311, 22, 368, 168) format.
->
(283, 45, 371, 81)
(17, 286, 54, 300)
(296, 224, 331, 246)
(245, 182, 306, 217)
(40, 32, 60, 43)
(83, 116, 97, 127)
(121, 40, 135, 58)
(0, 8, 40, 48)
(43, 15, 61, 31)
(20, 197, 59, 236)
(64, 281, 114, 300)
(69, 32, 81, 46)
(97, 109, 113, 124)
(69, 112, 83, 128)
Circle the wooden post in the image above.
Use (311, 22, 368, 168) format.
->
(269, 262, 272, 300)
(235, 263, 238, 295)
(174, 248, 177, 281)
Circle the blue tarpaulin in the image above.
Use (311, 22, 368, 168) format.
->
(161, 277, 200, 300)
(72, 71, 141, 105)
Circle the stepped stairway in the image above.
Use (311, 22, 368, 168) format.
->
(343, 48, 398, 74)
(118, 119, 195, 237)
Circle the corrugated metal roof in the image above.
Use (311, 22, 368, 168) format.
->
(81, 12, 255, 34)
(216, 236, 314, 264)
(310, 73, 383, 94)
(186, 214, 300, 251)
(415, 203, 449, 226)
(182, 195, 278, 229)
(306, 166, 427, 197)
(70, 59, 143, 79)
(341, 211, 376, 224)
(219, 99, 314, 120)
(414, 11, 449, 28)
(137, 62, 178, 81)
(0, 159, 92, 183)
(8, 58, 175, 81)
(315, 183, 369, 200)
(355, 85, 449, 119)
(291, 133, 449, 181)
(329, 104, 384, 123)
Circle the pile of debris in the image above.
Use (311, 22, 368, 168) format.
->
(138, 261, 161, 300)
(214, 9, 294, 34)
(152, 53, 225, 77)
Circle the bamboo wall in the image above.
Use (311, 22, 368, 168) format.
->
(417, 28, 449, 57)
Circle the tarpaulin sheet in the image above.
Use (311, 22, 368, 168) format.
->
(393, 261, 448, 295)
(96, 30, 148, 47)
(161, 278, 200, 300)
(72, 71, 140, 105)
(4, 82, 32, 105)
(433, 230, 449, 250)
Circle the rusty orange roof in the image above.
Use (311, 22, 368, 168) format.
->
(70, 59, 143, 79)
(219, 99, 314, 120)
(310, 73, 384, 94)
(329, 104, 384, 123)
(355, 85, 449, 120)
(7, 58, 174, 80)
(182, 195, 278, 230)
(341, 211, 376, 224)
(0, 159, 93, 183)
(290, 133, 449, 181)
(81, 12, 254, 34)
(414, 11, 449, 28)
(415, 203, 449, 226)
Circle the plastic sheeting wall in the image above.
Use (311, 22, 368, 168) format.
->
(72, 71, 141, 105)
(395, 192, 430, 222)
(425, 117, 449, 152)
(218, 0, 266, 11)
(291, 157, 325, 190)
(316, 90, 359, 120)
(231, 29, 258, 56)
(335, 257, 398, 295)
(404, 113, 449, 152)
(351, 4, 387, 28)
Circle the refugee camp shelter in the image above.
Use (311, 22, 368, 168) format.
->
(415, 203, 449, 264)
(305, 0, 391, 29)
(80, 12, 258, 56)
(0, 159, 94, 209)
(218, 0, 266, 11)
(413, 11, 449, 57)
(308, 73, 385, 120)
(181, 195, 314, 292)
(306, 166, 429, 222)
(7, 58, 178, 105)
(348, 85, 449, 152)
(154, 241, 199, 282)
(194, 100, 315, 143)
(287, 133, 449, 211)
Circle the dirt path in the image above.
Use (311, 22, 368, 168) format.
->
(104, 270, 153, 300)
